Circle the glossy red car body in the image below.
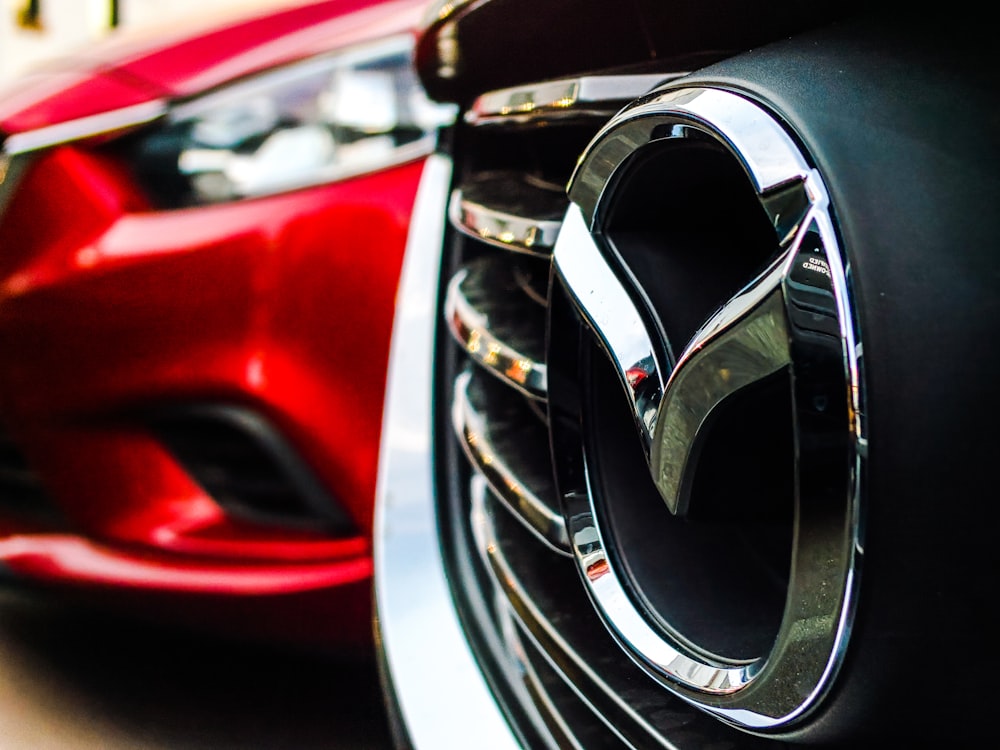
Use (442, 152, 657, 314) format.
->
(0, 0, 431, 648)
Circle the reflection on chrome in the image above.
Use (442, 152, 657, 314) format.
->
(469, 471, 697, 743)
(652, 261, 790, 516)
(565, 461, 753, 695)
(445, 261, 548, 398)
(452, 369, 568, 552)
(448, 174, 566, 257)
(567, 87, 812, 227)
(554, 204, 666, 451)
(469, 475, 582, 747)
(467, 75, 679, 126)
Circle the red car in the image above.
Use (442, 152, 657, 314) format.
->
(0, 0, 449, 648)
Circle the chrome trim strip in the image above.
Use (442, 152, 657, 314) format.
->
(444, 261, 548, 398)
(505, 625, 586, 750)
(2, 100, 167, 155)
(373, 154, 520, 749)
(449, 183, 564, 257)
(568, 87, 811, 227)
(453, 369, 568, 553)
(466, 75, 679, 126)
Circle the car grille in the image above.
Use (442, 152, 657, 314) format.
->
(432, 75, 779, 749)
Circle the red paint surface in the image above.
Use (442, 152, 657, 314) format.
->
(0, 0, 427, 134)
(0, 0, 426, 646)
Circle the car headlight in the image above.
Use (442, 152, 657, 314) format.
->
(126, 35, 455, 207)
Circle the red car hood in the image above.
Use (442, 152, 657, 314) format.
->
(0, 0, 426, 135)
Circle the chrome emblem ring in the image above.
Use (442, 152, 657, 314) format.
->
(548, 87, 865, 731)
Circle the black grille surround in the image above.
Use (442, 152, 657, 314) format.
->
(380, 10, 1000, 749)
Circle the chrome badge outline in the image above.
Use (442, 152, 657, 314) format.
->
(550, 86, 865, 732)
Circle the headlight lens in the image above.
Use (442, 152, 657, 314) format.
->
(126, 35, 455, 207)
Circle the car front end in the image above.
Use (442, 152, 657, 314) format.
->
(375, 1, 998, 745)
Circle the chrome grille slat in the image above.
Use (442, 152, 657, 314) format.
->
(465, 75, 682, 126)
(474, 479, 627, 750)
(468, 475, 588, 750)
(468, 473, 764, 750)
(445, 256, 548, 399)
(449, 171, 568, 256)
(453, 368, 568, 553)
(499, 603, 627, 750)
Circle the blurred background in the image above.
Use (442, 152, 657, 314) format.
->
(1, 0, 256, 82)
(0, 1, 400, 747)
(0, 586, 393, 749)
